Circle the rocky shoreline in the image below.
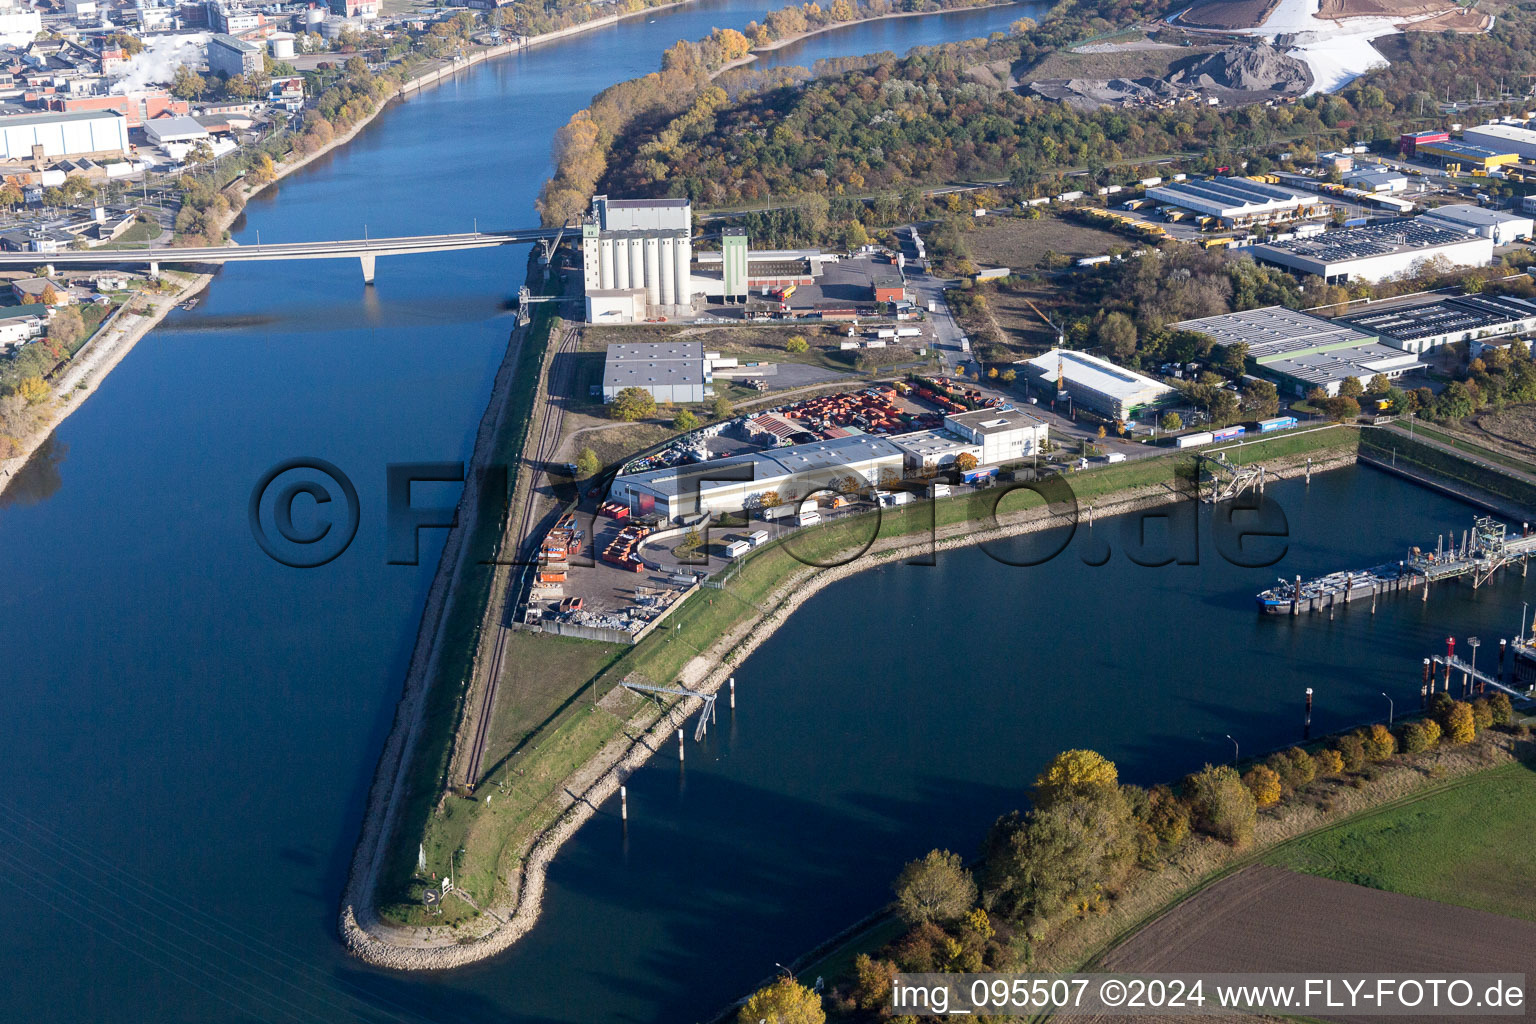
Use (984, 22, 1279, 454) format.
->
(340, 436, 1359, 969)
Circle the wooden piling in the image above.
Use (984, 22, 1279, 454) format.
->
(621, 785, 627, 821)
(729, 676, 736, 710)
(1304, 687, 1313, 741)
(677, 728, 684, 762)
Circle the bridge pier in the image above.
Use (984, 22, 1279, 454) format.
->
(359, 253, 376, 285)
(148, 261, 159, 280)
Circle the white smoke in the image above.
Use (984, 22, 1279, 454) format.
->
(110, 33, 210, 95)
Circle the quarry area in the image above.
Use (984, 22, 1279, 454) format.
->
(1028, 42, 1312, 111)
(1032, 0, 1495, 106)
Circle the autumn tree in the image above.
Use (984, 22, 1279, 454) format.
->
(1159, 411, 1183, 432)
(1488, 693, 1514, 726)
(737, 977, 824, 1024)
(171, 64, 205, 100)
(610, 386, 656, 421)
(954, 452, 978, 472)
(47, 307, 85, 350)
(850, 955, 898, 1012)
(711, 393, 733, 419)
(17, 375, 48, 405)
(1335, 732, 1366, 771)
(1443, 701, 1476, 744)
(673, 409, 700, 430)
(1312, 748, 1345, 777)
(575, 447, 599, 477)
(1096, 312, 1137, 361)
(893, 849, 976, 925)
(1035, 749, 1118, 803)
(785, 335, 809, 353)
(1242, 765, 1281, 808)
(1363, 723, 1397, 761)
(1338, 375, 1365, 398)
(1188, 764, 1256, 847)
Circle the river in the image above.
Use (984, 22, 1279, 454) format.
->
(1, 3, 1532, 1023)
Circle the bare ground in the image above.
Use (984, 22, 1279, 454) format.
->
(1102, 865, 1536, 1024)
(1318, 0, 1452, 19)
(1173, 0, 1282, 31)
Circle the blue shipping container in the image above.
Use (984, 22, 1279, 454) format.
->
(1258, 416, 1298, 433)
(1211, 426, 1247, 441)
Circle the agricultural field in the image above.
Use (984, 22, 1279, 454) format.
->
(1101, 864, 1536, 992)
(1267, 761, 1536, 920)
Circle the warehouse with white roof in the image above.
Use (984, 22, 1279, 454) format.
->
(1249, 221, 1493, 284)
(1020, 349, 1175, 420)
(1460, 122, 1536, 162)
(1146, 176, 1326, 227)
(1418, 204, 1533, 246)
(1176, 306, 1422, 397)
(609, 435, 905, 519)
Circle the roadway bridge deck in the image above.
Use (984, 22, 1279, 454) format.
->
(0, 227, 563, 283)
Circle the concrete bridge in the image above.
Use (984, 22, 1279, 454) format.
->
(0, 227, 563, 283)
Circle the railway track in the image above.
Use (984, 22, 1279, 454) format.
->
(461, 325, 578, 789)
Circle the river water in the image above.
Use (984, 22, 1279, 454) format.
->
(2, 3, 1532, 1023)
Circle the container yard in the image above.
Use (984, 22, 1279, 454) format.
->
(1258, 516, 1536, 617)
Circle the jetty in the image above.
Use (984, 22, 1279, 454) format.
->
(1258, 515, 1536, 616)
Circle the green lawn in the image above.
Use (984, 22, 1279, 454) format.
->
(1267, 761, 1536, 921)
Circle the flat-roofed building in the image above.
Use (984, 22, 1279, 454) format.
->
(609, 435, 905, 519)
(1337, 293, 1536, 355)
(1176, 305, 1421, 397)
(889, 428, 982, 471)
(1146, 176, 1324, 227)
(1460, 122, 1536, 162)
(1249, 221, 1493, 284)
(602, 341, 711, 404)
(1416, 140, 1519, 171)
(1418, 204, 1533, 246)
(1344, 166, 1408, 193)
(207, 33, 262, 78)
(1021, 349, 1175, 420)
(943, 406, 1049, 466)
(0, 109, 129, 161)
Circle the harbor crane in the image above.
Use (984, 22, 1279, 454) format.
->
(622, 680, 718, 741)
(1196, 451, 1266, 503)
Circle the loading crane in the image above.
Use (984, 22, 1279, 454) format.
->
(622, 680, 718, 741)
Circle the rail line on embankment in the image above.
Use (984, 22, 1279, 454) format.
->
(461, 324, 579, 789)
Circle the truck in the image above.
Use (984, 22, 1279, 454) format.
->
(927, 300, 937, 312)
(747, 529, 770, 547)
(1257, 415, 1298, 433)
(875, 328, 897, 338)
(724, 539, 751, 559)
(896, 327, 921, 337)
(929, 483, 951, 498)
(796, 510, 822, 527)
(1211, 425, 1247, 441)
(760, 504, 791, 520)
(880, 491, 914, 507)
(1174, 431, 1214, 449)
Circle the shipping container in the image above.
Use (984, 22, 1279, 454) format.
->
(724, 540, 751, 559)
(760, 505, 790, 520)
(796, 510, 822, 527)
(1211, 425, 1247, 441)
(1174, 431, 1214, 449)
(929, 483, 951, 498)
(895, 327, 921, 337)
(1257, 415, 1298, 433)
(747, 529, 770, 547)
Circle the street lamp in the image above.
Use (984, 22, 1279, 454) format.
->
(1380, 691, 1394, 727)
(1468, 637, 1481, 691)
(1225, 734, 1238, 765)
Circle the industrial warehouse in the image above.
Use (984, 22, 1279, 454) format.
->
(1144, 176, 1326, 227)
(601, 342, 714, 404)
(608, 434, 906, 520)
(1417, 204, 1534, 246)
(1176, 306, 1422, 397)
(1248, 221, 1494, 284)
(1459, 120, 1536, 163)
(1337, 293, 1536, 355)
(1020, 348, 1175, 420)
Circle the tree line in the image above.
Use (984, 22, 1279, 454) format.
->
(742, 692, 1521, 1022)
